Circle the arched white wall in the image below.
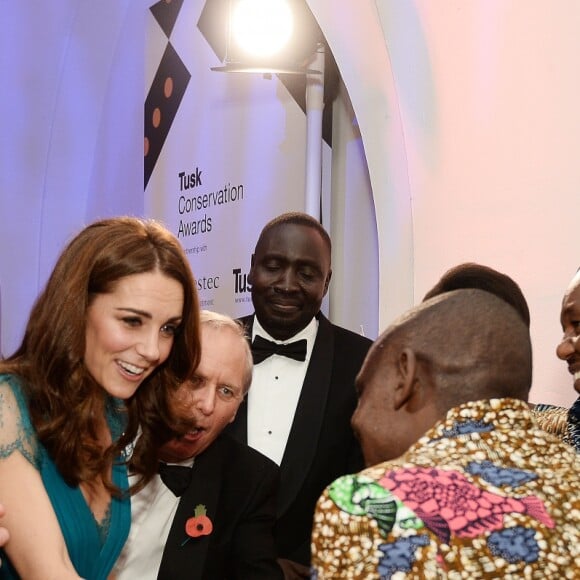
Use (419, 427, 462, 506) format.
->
(306, 0, 415, 335)
(310, 0, 580, 407)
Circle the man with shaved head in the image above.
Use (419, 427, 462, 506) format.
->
(311, 289, 580, 578)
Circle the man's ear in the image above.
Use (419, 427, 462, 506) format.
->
(323, 268, 332, 296)
(393, 347, 419, 410)
(229, 401, 243, 424)
(248, 254, 256, 284)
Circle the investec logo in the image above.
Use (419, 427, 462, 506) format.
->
(197, 275, 220, 291)
(233, 268, 252, 303)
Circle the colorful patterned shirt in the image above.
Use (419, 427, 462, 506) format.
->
(311, 398, 580, 579)
(532, 396, 580, 453)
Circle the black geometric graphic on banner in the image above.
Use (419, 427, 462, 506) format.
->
(144, 42, 191, 189)
(150, 0, 184, 39)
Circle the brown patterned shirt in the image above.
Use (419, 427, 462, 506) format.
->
(311, 398, 580, 579)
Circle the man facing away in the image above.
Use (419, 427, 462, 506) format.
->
(115, 310, 283, 580)
(226, 212, 372, 576)
(311, 289, 580, 578)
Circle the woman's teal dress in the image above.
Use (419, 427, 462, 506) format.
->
(0, 374, 130, 579)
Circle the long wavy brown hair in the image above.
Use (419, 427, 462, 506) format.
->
(0, 217, 201, 493)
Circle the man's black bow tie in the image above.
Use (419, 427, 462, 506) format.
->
(158, 462, 192, 497)
(251, 335, 307, 364)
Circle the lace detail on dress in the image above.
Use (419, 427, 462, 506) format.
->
(0, 374, 40, 468)
(95, 502, 113, 545)
(90, 396, 127, 545)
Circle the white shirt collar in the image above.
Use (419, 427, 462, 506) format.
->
(252, 315, 318, 346)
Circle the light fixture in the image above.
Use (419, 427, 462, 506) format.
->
(197, 0, 328, 217)
(198, 0, 322, 74)
(231, 0, 293, 59)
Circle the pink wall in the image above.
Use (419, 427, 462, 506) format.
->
(311, 0, 579, 406)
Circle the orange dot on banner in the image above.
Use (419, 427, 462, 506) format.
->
(164, 77, 174, 98)
(144, 137, 150, 156)
(152, 108, 161, 128)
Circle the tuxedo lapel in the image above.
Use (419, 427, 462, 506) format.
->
(277, 314, 334, 516)
(157, 442, 225, 580)
(232, 313, 335, 516)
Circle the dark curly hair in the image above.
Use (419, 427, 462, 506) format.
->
(423, 262, 530, 328)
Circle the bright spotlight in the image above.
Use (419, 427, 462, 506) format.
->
(231, 0, 293, 58)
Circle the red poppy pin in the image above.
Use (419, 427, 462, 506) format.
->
(182, 504, 213, 544)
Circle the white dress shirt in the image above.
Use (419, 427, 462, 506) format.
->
(114, 458, 194, 580)
(247, 317, 318, 465)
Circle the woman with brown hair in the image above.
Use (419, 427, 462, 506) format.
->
(0, 217, 200, 579)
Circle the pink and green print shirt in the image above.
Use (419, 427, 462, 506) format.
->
(311, 398, 580, 579)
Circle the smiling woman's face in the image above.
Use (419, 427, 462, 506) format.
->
(84, 270, 184, 400)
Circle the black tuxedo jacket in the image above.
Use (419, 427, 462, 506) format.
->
(226, 313, 372, 566)
(157, 434, 283, 580)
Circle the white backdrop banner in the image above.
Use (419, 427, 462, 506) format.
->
(145, 0, 309, 318)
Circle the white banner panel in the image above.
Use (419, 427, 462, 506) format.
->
(145, 0, 309, 318)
